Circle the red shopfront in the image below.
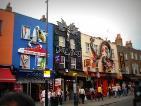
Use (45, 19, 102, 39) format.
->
(0, 67, 16, 97)
(88, 71, 117, 96)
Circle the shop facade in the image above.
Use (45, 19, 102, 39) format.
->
(53, 19, 84, 100)
(0, 9, 54, 101)
(0, 9, 16, 96)
(81, 33, 119, 96)
(115, 34, 141, 82)
(12, 13, 54, 101)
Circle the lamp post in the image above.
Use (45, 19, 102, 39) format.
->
(73, 73, 78, 106)
(45, 0, 49, 106)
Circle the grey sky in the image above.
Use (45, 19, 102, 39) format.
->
(0, 0, 141, 49)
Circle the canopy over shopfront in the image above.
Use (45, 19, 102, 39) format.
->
(0, 68, 16, 83)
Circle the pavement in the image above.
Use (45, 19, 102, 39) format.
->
(36, 95, 134, 106)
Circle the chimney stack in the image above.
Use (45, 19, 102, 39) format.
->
(125, 40, 133, 48)
(40, 15, 46, 22)
(5, 2, 12, 12)
(115, 34, 123, 46)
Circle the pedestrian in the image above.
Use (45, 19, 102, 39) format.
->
(56, 87, 63, 105)
(79, 87, 85, 104)
(97, 85, 103, 101)
(40, 89, 45, 106)
(48, 90, 52, 106)
(0, 92, 35, 106)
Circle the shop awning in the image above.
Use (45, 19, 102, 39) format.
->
(0, 68, 16, 83)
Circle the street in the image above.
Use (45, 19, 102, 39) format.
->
(36, 95, 135, 106)
(106, 96, 133, 106)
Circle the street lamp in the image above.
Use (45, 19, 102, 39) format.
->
(73, 73, 78, 106)
(44, 69, 50, 106)
(45, 0, 49, 106)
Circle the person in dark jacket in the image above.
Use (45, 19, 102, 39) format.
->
(0, 92, 35, 106)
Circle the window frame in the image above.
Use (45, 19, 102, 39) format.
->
(124, 53, 128, 60)
(71, 57, 76, 69)
(85, 42, 90, 53)
(20, 54, 30, 69)
(59, 36, 65, 47)
(111, 49, 115, 58)
(21, 25, 31, 40)
(60, 56, 65, 68)
(131, 52, 134, 59)
(70, 39, 75, 49)
(36, 56, 46, 70)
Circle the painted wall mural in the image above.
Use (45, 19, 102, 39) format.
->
(99, 41, 114, 72)
(88, 37, 114, 72)
(18, 25, 47, 70)
(20, 54, 30, 69)
(21, 25, 30, 39)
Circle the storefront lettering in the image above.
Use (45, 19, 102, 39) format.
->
(56, 46, 81, 57)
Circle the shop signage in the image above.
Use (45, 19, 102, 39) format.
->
(56, 46, 81, 57)
(18, 44, 46, 57)
(55, 78, 62, 86)
(44, 70, 51, 78)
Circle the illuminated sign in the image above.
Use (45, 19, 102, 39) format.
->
(44, 70, 51, 78)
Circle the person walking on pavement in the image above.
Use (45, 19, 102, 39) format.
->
(79, 87, 85, 104)
(40, 89, 45, 106)
(57, 87, 63, 105)
(97, 85, 103, 101)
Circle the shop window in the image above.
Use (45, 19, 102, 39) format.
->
(60, 56, 65, 68)
(59, 36, 65, 47)
(71, 57, 76, 69)
(21, 25, 30, 39)
(0, 20, 2, 36)
(20, 54, 30, 69)
(70, 39, 75, 49)
(36, 56, 46, 70)
(85, 43, 90, 53)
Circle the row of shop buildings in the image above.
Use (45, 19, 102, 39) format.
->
(0, 9, 141, 101)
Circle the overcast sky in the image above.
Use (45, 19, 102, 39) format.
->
(0, 0, 141, 49)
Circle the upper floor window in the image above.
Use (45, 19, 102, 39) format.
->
(111, 49, 115, 58)
(70, 39, 75, 49)
(59, 36, 65, 47)
(125, 66, 129, 74)
(85, 43, 90, 53)
(84, 59, 91, 67)
(124, 53, 128, 60)
(36, 56, 46, 70)
(93, 44, 98, 54)
(60, 56, 65, 68)
(71, 57, 76, 69)
(21, 25, 30, 39)
(135, 53, 138, 60)
(0, 20, 2, 35)
(20, 54, 30, 69)
(131, 52, 134, 59)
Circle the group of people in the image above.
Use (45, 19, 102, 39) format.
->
(40, 87, 63, 106)
(108, 82, 134, 98)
